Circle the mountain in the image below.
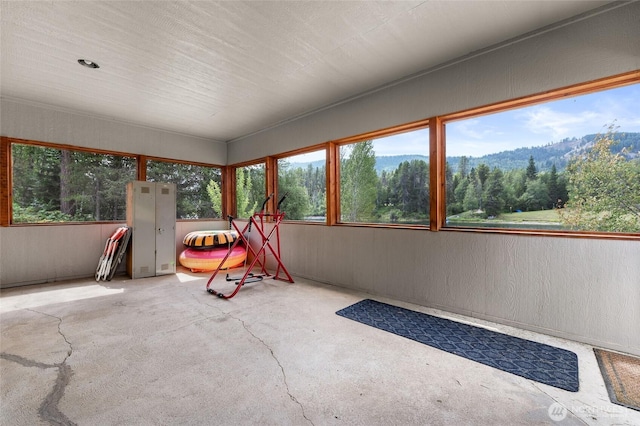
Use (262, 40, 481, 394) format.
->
(450, 132, 640, 173)
(287, 132, 640, 174)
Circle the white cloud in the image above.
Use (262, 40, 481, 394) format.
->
(520, 106, 600, 140)
(455, 119, 503, 140)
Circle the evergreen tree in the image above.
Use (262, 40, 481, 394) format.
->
(458, 156, 469, 178)
(547, 164, 560, 208)
(477, 163, 490, 189)
(445, 162, 455, 214)
(526, 155, 538, 180)
(483, 168, 505, 217)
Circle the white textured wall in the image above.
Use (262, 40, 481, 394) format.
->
(0, 99, 226, 164)
(0, 224, 123, 287)
(276, 224, 640, 356)
(0, 220, 226, 287)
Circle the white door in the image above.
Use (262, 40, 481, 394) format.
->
(155, 183, 176, 276)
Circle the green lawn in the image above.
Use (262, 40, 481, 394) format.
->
(497, 209, 562, 223)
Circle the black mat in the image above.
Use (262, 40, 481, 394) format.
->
(336, 299, 579, 392)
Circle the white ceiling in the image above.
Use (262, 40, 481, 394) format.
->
(1, 1, 613, 143)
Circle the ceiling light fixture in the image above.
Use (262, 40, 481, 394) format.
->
(78, 59, 99, 69)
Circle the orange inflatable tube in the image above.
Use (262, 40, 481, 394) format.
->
(179, 245, 246, 273)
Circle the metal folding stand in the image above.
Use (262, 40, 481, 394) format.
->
(206, 194, 294, 299)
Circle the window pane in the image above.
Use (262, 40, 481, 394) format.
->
(445, 83, 640, 233)
(11, 144, 136, 223)
(339, 128, 430, 225)
(147, 160, 222, 219)
(277, 150, 326, 221)
(235, 163, 265, 219)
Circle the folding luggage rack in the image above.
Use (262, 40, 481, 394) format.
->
(206, 194, 294, 299)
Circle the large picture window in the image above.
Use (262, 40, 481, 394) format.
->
(277, 150, 326, 221)
(146, 159, 222, 219)
(444, 83, 640, 233)
(339, 126, 430, 225)
(11, 143, 136, 223)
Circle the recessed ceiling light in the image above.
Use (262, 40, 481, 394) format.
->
(78, 59, 99, 69)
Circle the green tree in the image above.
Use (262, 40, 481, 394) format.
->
(206, 179, 222, 217)
(12, 144, 135, 223)
(477, 163, 490, 189)
(340, 141, 378, 222)
(451, 177, 468, 214)
(458, 156, 469, 179)
(463, 168, 483, 211)
(247, 165, 265, 212)
(236, 167, 258, 218)
(519, 179, 549, 211)
(561, 129, 640, 232)
(547, 164, 560, 208)
(462, 180, 480, 212)
(147, 161, 220, 219)
(278, 166, 310, 220)
(526, 155, 538, 180)
(483, 168, 505, 217)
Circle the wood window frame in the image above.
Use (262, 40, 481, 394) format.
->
(144, 156, 225, 221)
(1, 137, 224, 225)
(437, 70, 640, 240)
(330, 119, 431, 229)
(3, 71, 638, 240)
(270, 144, 329, 224)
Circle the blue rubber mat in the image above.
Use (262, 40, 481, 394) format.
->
(336, 299, 579, 392)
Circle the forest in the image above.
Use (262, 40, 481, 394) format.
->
(10, 131, 640, 232)
(11, 145, 222, 222)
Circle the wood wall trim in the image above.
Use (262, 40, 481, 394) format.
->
(332, 118, 430, 145)
(442, 70, 640, 123)
(265, 156, 277, 215)
(326, 142, 339, 225)
(137, 155, 147, 181)
(222, 166, 236, 219)
(271, 143, 328, 160)
(143, 155, 224, 169)
(3, 137, 136, 158)
(1, 137, 11, 226)
(429, 117, 444, 231)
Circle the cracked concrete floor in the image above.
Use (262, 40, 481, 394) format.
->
(2, 271, 639, 426)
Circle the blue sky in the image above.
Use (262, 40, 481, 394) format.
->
(446, 83, 640, 157)
(287, 83, 640, 162)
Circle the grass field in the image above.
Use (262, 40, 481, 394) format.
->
(497, 209, 562, 223)
(446, 208, 566, 229)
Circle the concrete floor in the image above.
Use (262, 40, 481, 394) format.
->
(1, 270, 639, 426)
